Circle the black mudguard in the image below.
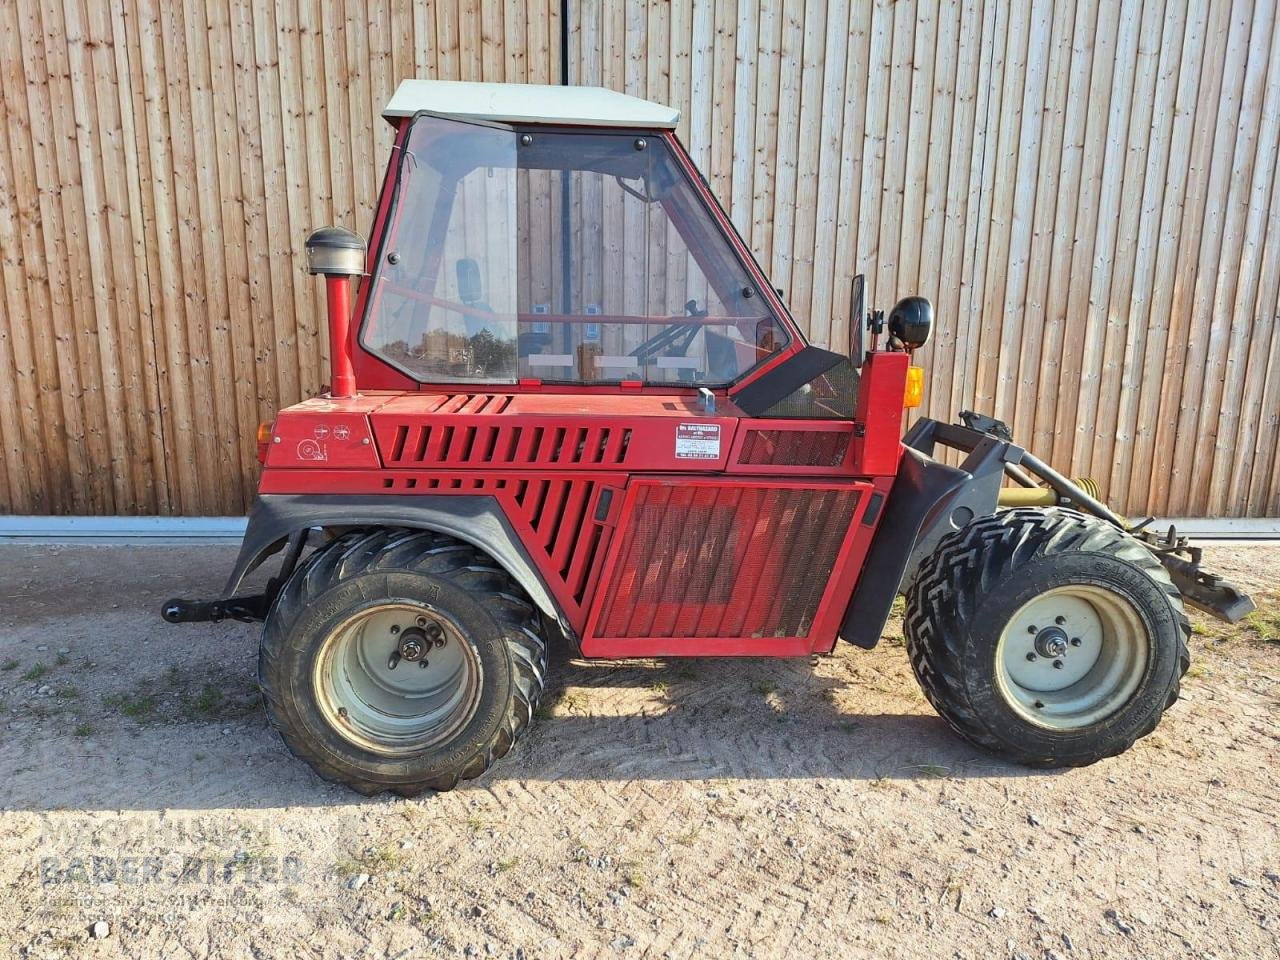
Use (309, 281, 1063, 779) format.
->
(839, 418, 1019, 649)
(219, 494, 569, 635)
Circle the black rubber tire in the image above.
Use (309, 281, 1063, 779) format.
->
(258, 528, 547, 797)
(904, 508, 1191, 767)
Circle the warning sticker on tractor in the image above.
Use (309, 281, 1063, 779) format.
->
(675, 422, 721, 460)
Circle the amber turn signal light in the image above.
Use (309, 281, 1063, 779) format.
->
(256, 420, 275, 464)
(904, 366, 924, 408)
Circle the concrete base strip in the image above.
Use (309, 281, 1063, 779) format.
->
(0, 515, 1276, 545)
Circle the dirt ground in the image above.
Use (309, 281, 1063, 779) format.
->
(0, 542, 1277, 960)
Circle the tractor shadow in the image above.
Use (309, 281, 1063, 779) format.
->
(516, 652, 1039, 786)
(0, 640, 1043, 813)
(0, 542, 1044, 811)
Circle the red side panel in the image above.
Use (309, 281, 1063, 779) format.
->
(501, 475, 621, 620)
(852, 351, 909, 475)
(258, 386, 902, 654)
(264, 396, 385, 469)
(367, 393, 739, 472)
(582, 476, 872, 657)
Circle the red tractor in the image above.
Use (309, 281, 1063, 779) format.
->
(165, 80, 1253, 796)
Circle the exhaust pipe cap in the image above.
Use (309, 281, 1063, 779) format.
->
(305, 226, 366, 276)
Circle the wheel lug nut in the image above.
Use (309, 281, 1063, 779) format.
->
(1026, 652, 1037, 662)
(1070, 637, 1081, 646)
(390, 624, 400, 634)
(1053, 659, 1064, 669)
(1027, 625, 1037, 634)
(418, 659, 429, 669)
(388, 652, 401, 670)
(416, 616, 427, 627)
(1055, 616, 1066, 625)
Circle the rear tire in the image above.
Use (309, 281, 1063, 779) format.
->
(259, 529, 547, 797)
(904, 508, 1190, 767)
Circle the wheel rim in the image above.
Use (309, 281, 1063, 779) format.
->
(994, 585, 1149, 730)
(313, 602, 482, 756)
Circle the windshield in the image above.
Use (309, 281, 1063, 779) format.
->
(361, 114, 789, 386)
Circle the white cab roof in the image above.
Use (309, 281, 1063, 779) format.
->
(382, 79, 680, 129)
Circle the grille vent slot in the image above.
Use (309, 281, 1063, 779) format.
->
(381, 418, 631, 468)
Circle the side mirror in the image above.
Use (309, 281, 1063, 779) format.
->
(457, 258, 483, 306)
(888, 296, 933, 350)
(848, 274, 866, 369)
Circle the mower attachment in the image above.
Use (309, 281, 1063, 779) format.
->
(914, 412, 1255, 624)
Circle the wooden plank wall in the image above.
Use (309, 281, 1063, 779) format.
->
(1, 0, 1277, 518)
(0, 0, 558, 515)
(572, 0, 1280, 519)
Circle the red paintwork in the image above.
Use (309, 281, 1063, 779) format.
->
(258, 121, 917, 658)
(369, 393, 741, 472)
(259, 347, 909, 652)
(853, 351, 910, 476)
(579, 476, 874, 657)
(726, 419, 855, 474)
(265, 395, 383, 470)
(351, 118, 418, 393)
(325, 274, 358, 398)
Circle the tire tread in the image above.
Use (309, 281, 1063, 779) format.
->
(259, 529, 548, 797)
(905, 508, 1191, 767)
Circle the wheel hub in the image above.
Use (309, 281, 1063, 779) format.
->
(313, 602, 481, 756)
(996, 586, 1150, 730)
(1033, 626, 1069, 659)
(396, 629, 427, 662)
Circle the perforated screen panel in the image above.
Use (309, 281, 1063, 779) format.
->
(595, 482, 861, 639)
(737, 429, 851, 466)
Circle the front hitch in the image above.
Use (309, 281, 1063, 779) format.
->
(161, 595, 271, 624)
(917, 412, 1256, 624)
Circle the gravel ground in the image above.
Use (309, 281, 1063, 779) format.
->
(0, 541, 1277, 959)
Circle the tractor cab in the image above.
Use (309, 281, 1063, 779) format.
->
(164, 80, 1250, 799)
(353, 80, 867, 411)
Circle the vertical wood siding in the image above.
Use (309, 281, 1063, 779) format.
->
(0, 0, 1276, 517)
(572, 0, 1280, 519)
(0, 0, 558, 516)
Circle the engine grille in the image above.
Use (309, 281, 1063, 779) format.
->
(595, 481, 861, 639)
(508, 478, 611, 606)
(378, 414, 630, 468)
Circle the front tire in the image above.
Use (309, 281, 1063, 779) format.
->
(905, 508, 1190, 767)
(259, 529, 547, 796)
